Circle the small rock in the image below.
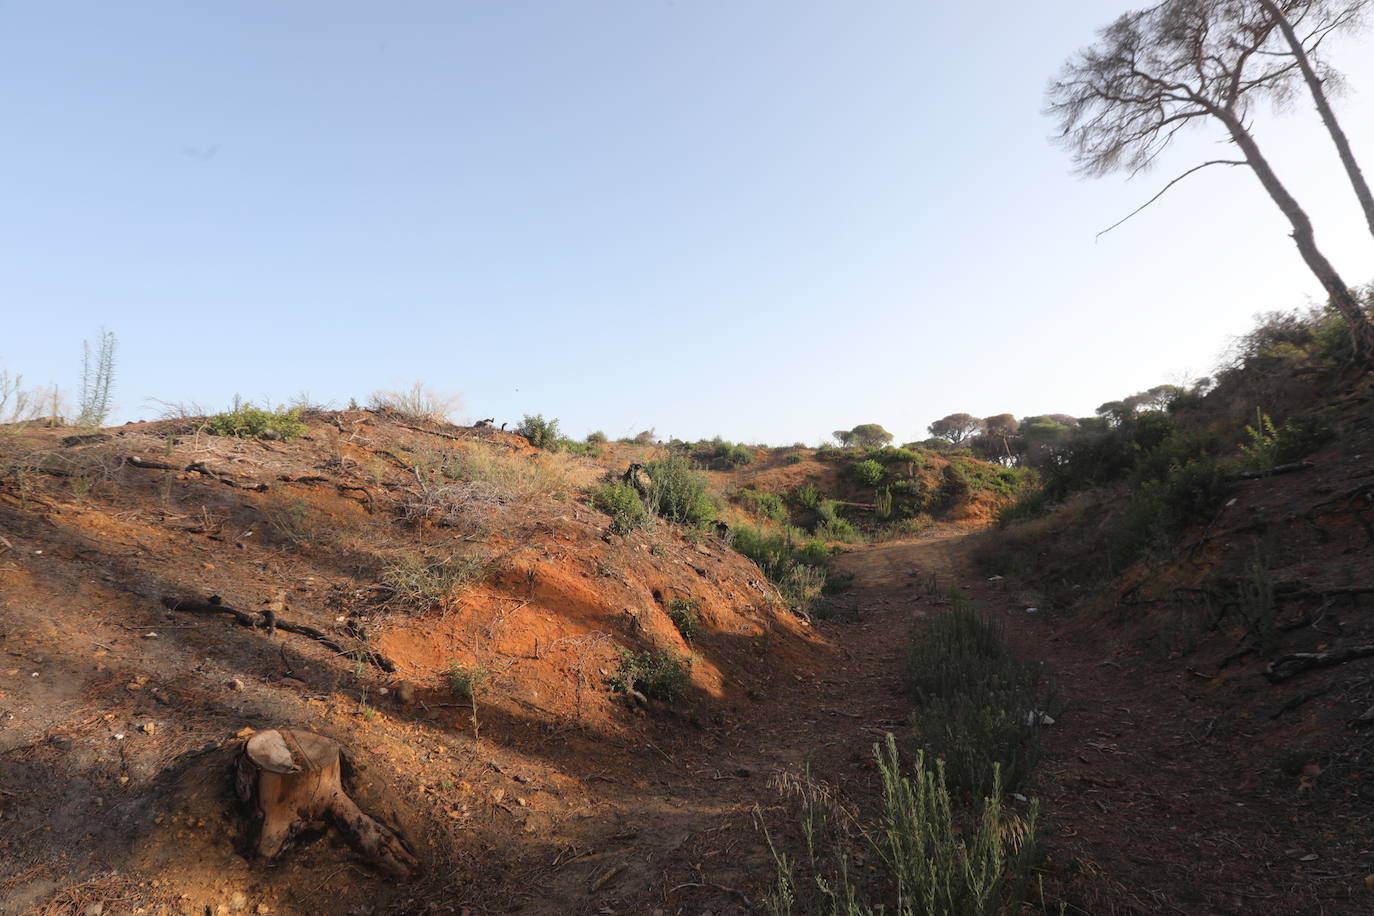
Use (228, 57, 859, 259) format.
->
(1364, 874, 1374, 891)
(227, 678, 245, 691)
(1024, 710, 1056, 726)
(83, 903, 104, 916)
(141, 722, 157, 736)
(1025, 607, 1038, 614)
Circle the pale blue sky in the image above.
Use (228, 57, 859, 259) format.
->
(3, 2, 1373, 444)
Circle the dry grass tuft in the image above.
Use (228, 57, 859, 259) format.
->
(368, 382, 464, 424)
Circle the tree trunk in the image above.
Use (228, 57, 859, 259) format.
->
(1218, 108, 1374, 363)
(234, 728, 420, 879)
(1260, 0, 1374, 241)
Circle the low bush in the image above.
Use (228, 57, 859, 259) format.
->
(592, 481, 650, 533)
(557, 437, 601, 457)
(738, 487, 788, 523)
(516, 414, 561, 449)
(206, 403, 307, 441)
(644, 454, 717, 525)
(850, 458, 885, 488)
(379, 550, 486, 612)
(733, 524, 836, 609)
(586, 430, 608, 444)
(1108, 454, 1228, 569)
(762, 735, 1040, 916)
(868, 446, 923, 467)
(793, 482, 823, 510)
(666, 596, 702, 641)
(904, 597, 1046, 796)
(814, 516, 859, 543)
(608, 648, 692, 701)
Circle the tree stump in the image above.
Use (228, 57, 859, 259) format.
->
(234, 728, 420, 879)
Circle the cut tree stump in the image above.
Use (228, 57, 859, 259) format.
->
(234, 728, 420, 879)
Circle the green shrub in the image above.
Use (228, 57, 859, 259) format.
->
(1275, 410, 1336, 463)
(206, 403, 307, 441)
(785, 452, 806, 464)
(868, 446, 923, 467)
(447, 662, 493, 737)
(608, 648, 692, 701)
(592, 482, 651, 533)
(447, 663, 492, 700)
(516, 414, 561, 449)
(850, 459, 885, 488)
(738, 487, 788, 523)
(645, 454, 717, 525)
(1108, 455, 1229, 568)
(904, 598, 1045, 796)
(586, 430, 608, 444)
(762, 735, 1040, 916)
(814, 516, 858, 543)
(732, 524, 836, 609)
(666, 596, 702, 641)
(996, 488, 1052, 526)
(557, 437, 601, 457)
(794, 482, 823, 509)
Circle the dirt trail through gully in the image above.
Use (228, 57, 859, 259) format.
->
(595, 526, 1371, 915)
(5, 519, 1367, 914)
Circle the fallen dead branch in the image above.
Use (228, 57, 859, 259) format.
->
(1268, 682, 1335, 719)
(1265, 646, 1374, 683)
(1230, 461, 1315, 481)
(126, 455, 269, 491)
(161, 594, 396, 673)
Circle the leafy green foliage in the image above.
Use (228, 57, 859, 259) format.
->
(608, 648, 692, 702)
(867, 446, 923, 467)
(516, 414, 561, 449)
(904, 597, 1046, 796)
(1239, 410, 1280, 473)
(849, 459, 885, 488)
(1108, 455, 1228, 568)
(666, 596, 702, 641)
(644, 454, 717, 525)
(586, 430, 608, 444)
(814, 517, 859, 542)
(762, 735, 1040, 916)
(592, 482, 650, 533)
(732, 524, 837, 609)
(447, 663, 492, 700)
(557, 437, 601, 457)
(737, 487, 788, 523)
(794, 482, 823, 509)
(207, 403, 308, 441)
